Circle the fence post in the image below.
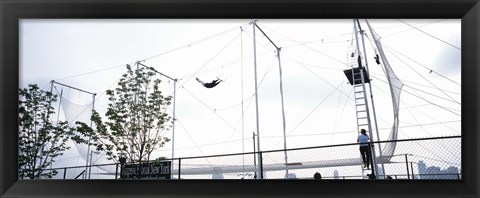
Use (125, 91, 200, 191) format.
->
(410, 162, 415, 179)
(178, 158, 181, 179)
(115, 163, 119, 179)
(63, 168, 67, 179)
(259, 152, 264, 179)
(405, 154, 410, 179)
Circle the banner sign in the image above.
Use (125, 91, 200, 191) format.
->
(120, 161, 171, 179)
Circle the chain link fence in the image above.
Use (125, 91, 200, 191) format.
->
(37, 135, 460, 180)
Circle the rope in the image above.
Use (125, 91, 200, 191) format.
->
(379, 19, 448, 38)
(400, 98, 460, 161)
(257, 23, 347, 66)
(382, 45, 461, 105)
(174, 117, 216, 172)
(179, 32, 242, 88)
(397, 20, 460, 50)
(284, 54, 353, 100)
(382, 44, 461, 87)
(371, 75, 460, 116)
(143, 22, 250, 62)
(330, 83, 352, 144)
(53, 22, 251, 82)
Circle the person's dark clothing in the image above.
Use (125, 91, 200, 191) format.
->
(204, 79, 222, 88)
(360, 145, 371, 169)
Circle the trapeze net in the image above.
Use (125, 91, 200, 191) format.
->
(366, 19, 404, 161)
(52, 86, 116, 178)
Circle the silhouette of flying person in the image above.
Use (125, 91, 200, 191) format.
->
(196, 77, 223, 88)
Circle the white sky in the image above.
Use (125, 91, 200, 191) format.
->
(20, 19, 461, 177)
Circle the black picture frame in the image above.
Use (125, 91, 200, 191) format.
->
(1, 0, 478, 197)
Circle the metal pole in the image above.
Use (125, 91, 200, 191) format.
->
(115, 164, 119, 179)
(85, 93, 96, 179)
(357, 19, 386, 178)
(354, 19, 377, 177)
(252, 20, 262, 179)
(178, 158, 181, 179)
(135, 62, 178, 179)
(52, 80, 96, 179)
(405, 154, 410, 179)
(52, 81, 96, 95)
(253, 23, 288, 178)
(171, 79, 177, 179)
(259, 152, 264, 179)
(240, 27, 245, 176)
(253, 132, 256, 179)
(88, 151, 93, 179)
(410, 162, 415, 179)
(276, 49, 289, 178)
(138, 62, 176, 81)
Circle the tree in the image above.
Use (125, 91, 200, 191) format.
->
(78, 64, 172, 165)
(18, 84, 87, 179)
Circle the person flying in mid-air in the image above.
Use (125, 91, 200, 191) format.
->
(196, 77, 223, 88)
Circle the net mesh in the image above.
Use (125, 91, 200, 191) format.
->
(53, 85, 94, 161)
(365, 20, 404, 159)
(60, 94, 94, 157)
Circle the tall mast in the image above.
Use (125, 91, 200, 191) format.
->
(357, 19, 386, 178)
(171, 79, 177, 178)
(252, 20, 262, 179)
(353, 19, 378, 177)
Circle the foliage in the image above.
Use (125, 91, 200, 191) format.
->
(78, 64, 173, 165)
(18, 84, 88, 179)
(154, 156, 168, 164)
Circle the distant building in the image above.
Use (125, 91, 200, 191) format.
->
(417, 160, 427, 179)
(417, 160, 460, 179)
(425, 166, 441, 179)
(286, 173, 297, 179)
(445, 166, 459, 179)
(212, 167, 224, 179)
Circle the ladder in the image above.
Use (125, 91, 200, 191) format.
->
(347, 48, 371, 136)
(353, 76, 369, 134)
(361, 165, 371, 179)
(353, 68, 373, 179)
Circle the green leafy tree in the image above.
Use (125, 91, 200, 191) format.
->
(78, 64, 172, 165)
(18, 84, 88, 179)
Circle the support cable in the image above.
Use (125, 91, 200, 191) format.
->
(174, 117, 217, 172)
(179, 32, 242, 88)
(381, 46, 460, 105)
(371, 76, 460, 116)
(397, 20, 460, 50)
(382, 44, 461, 86)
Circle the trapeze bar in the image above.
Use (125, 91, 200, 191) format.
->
(51, 80, 96, 95)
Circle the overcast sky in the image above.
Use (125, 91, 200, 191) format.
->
(20, 19, 461, 176)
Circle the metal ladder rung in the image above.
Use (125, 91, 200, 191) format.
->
(357, 110, 367, 113)
(355, 91, 364, 93)
(356, 104, 366, 106)
(358, 117, 368, 119)
(355, 97, 365, 100)
(358, 124, 369, 126)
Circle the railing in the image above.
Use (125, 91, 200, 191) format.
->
(35, 135, 461, 180)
